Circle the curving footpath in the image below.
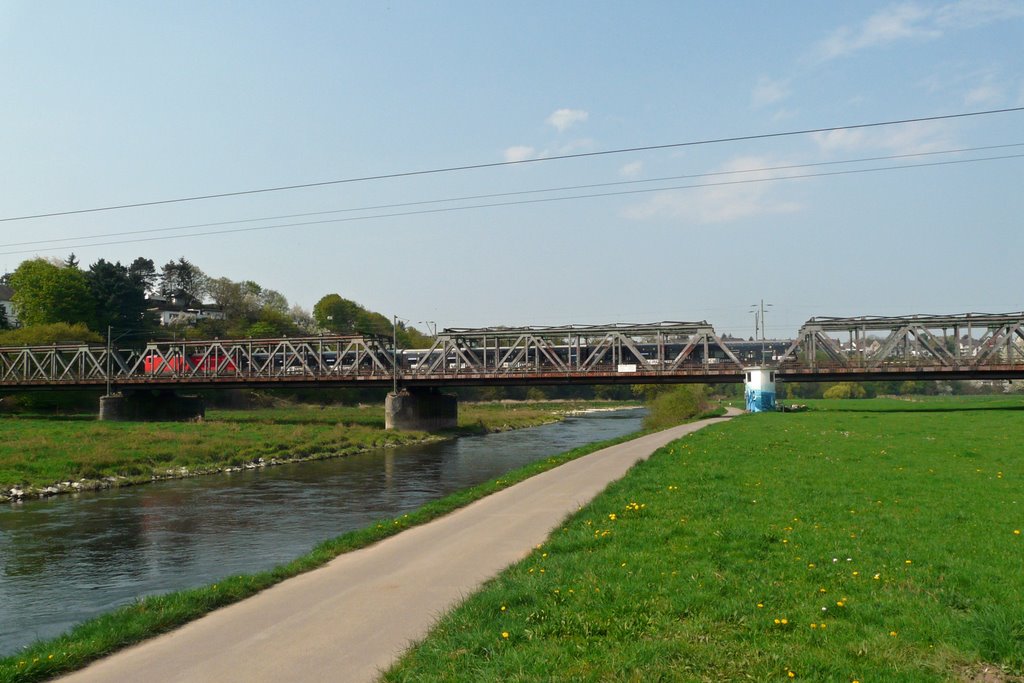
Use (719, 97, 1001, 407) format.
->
(61, 409, 739, 683)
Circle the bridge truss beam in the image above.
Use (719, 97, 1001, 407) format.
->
(407, 322, 743, 379)
(781, 312, 1024, 373)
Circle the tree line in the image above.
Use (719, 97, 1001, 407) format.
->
(0, 255, 432, 347)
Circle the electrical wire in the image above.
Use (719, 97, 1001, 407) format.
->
(1, 106, 1021, 223)
(2, 151, 1020, 257)
(2, 142, 1021, 250)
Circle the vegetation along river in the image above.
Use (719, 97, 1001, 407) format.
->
(0, 408, 644, 656)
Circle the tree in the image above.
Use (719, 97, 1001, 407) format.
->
(313, 294, 364, 334)
(159, 257, 207, 303)
(86, 259, 149, 333)
(128, 257, 158, 296)
(207, 277, 261, 322)
(0, 304, 8, 330)
(258, 288, 289, 313)
(8, 258, 95, 328)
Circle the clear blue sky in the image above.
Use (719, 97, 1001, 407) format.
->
(1, 1, 1022, 338)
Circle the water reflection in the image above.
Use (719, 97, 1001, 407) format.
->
(0, 409, 643, 655)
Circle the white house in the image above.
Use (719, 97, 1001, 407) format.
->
(146, 293, 226, 327)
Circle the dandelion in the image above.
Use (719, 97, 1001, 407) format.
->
(788, 671, 796, 678)
(810, 623, 817, 629)
(500, 605, 507, 612)
(905, 560, 912, 565)
(1015, 530, 1021, 535)
(502, 631, 509, 639)
(808, 563, 815, 568)
(836, 601, 845, 607)
(757, 603, 764, 608)
(608, 513, 617, 521)
(774, 618, 781, 624)
(781, 618, 788, 625)
(890, 630, 898, 637)
(820, 623, 827, 629)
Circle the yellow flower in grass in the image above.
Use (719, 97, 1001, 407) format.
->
(501, 631, 509, 639)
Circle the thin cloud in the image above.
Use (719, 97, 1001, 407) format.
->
(814, 0, 1024, 61)
(752, 77, 790, 108)
(621, 156, 804, 225)
(619, 161, 643, 178)
(546, 108, 589, 132)
(811, 120, 953, 155)
(964, 77, 1004, 106)
(816, 3, 940, 60)
(935, 0, 1024, 28)
(503, 145, 536, 162)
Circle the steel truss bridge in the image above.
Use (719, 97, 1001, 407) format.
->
(2, 313, 1024, 392)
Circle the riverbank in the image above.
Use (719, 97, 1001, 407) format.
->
(0, 413, 655, 682)
(384, 396, 1024, 681)
(0, 400, 638, 503)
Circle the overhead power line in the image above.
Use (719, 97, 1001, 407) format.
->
(2, 150, 1021, 257)
(1, 106, 1022, 224)
(1, 142, 1021, 250)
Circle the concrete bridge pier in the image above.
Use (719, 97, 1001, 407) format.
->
(99, 390, 206, 422)
(385, 387, 458, 431)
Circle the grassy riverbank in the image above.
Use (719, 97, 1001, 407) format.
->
(384, 396, 1024, 682)
(0, 400, 633, 499)
(0, 413, 653, 682)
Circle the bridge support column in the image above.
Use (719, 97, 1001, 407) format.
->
(385, 388, 457, 431)
(99, 391, 205, 422)
(744, 366, 777, 413)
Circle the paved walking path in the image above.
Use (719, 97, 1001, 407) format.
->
(61, 410, 738, 683)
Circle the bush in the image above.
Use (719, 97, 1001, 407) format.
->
(823, 382, 867, 399)
(643, 385, 709, 431)
(0, 322, 102, 346)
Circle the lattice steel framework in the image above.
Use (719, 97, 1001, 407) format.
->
(781, 312, 1024, 371)
(0, 335, 395, 388)
(407, 322, 743, 378)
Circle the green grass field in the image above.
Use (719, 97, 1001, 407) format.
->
(0, 401, 620, 495)
(384, 396, 1024, 682)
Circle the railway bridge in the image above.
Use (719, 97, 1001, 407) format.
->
(1, 312, 1023, 428)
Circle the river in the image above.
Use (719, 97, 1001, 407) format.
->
(0, 408, 644, 656)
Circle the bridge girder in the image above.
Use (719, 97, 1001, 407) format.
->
(781, 312, 1024, 372)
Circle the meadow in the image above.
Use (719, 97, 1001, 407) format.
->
(384, 396, 1024, 682)
(0, 401, 617, 496)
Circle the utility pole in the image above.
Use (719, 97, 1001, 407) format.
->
(106, 325, 112, 397)
(392, 315, 398, 395)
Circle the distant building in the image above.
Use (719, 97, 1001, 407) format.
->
(0, 284, 17, 327)
(146, 291, 225, 327)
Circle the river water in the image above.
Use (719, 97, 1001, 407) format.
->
(0, 408, 644, 656)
